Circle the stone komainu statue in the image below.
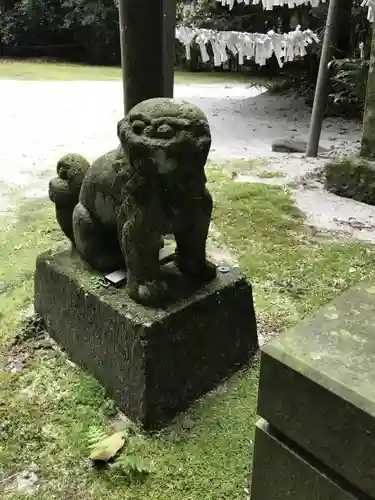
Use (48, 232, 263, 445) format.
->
(49, 97, 217, 305)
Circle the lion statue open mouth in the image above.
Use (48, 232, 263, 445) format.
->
(49, 97, 217, 306)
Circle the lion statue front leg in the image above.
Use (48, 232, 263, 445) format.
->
(174, 187, 217, 283)
(118, 194, 168, 306)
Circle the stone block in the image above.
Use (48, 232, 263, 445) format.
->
(272, 138, 328, 154)
(34, 249, 258, 429)
(250, 419, 360, 500)
(257, 283, 375, 498)
(324, 157, 375, 206)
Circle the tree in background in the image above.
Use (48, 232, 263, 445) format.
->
(361, 21, 375, 159)
(0, 0, 120, 64)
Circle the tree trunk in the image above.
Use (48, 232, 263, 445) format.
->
(361, 22, 375, 159)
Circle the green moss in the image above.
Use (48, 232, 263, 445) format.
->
(208, 157, 271, 177)
(257, 170, 286, 179)
(0, 60, 253, 84)
(0, 200, 65, 347)
(2, 167, 375, 498)
(207, 167, 375, 328)
(324, 156, 375, 205)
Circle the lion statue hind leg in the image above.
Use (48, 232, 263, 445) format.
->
(72, 202, 124, 273)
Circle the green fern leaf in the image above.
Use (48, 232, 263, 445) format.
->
(86, 426, 108, 449)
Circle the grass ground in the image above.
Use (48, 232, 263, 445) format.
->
(1, 168, 375, 499)
(0, 59, 253, 84)
(210, 157, 287, 180)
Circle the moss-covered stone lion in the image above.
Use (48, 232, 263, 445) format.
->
(49, 97, 217, 306)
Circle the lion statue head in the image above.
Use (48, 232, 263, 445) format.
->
(117, 97, 211, 180)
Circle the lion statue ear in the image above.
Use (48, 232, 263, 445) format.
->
(117, 118, 126, 143)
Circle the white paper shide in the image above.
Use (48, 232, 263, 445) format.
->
(176, 25, 319, 68)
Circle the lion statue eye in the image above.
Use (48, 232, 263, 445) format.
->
(132, 120, 145, 135)
(156, 124, 174, 139)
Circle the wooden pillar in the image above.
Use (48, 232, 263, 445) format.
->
(118, 0, 176, 115)
(119, 0, 164, 114)
(163, 0, 177, 98)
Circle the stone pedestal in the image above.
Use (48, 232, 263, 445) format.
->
(251, 284, 375, 499)
(34, 249, 258, 429)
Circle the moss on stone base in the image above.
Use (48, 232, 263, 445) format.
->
(324, 156, 375, 206)
(34, 249, 258, 429)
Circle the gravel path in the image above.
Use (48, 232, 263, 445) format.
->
(1, 79, 374, 242)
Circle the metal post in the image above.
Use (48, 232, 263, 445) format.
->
(118, 0, 165, 115)
(306, 0, 340, 157)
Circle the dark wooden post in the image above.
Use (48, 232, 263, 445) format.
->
(118, 0, 176, 115)
(163, 0, 177, 98)
(118, 0, 164, 114)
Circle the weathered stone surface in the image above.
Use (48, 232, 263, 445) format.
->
(324, 156, 375, 205)
(49, 97, 217, 307)
(34, 249, 258, 429)
(257, 283, 375, 498)
(250, 419, 359, 500)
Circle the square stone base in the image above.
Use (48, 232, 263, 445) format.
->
(257, 284, 375, 497)
(34, 249, 258, 429)
(250, 419, 360, 500)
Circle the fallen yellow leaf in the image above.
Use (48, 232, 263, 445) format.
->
(89, 431, 126, 462)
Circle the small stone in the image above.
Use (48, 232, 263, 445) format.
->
(112, 411, 134, 432)
(182, 417, 195, 430)
(34, 337, 54, 349)
(333, 278, 346, 290)
(324, 312, 339, 320)
(339, 329, 351, 337)
(310, 353, 322, 360)
(5, 360, 24, 373)
(15, 469, 39, 494)
(66, 359, 78, 369)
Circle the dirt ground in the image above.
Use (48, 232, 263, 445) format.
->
(1, 79, 374, 241)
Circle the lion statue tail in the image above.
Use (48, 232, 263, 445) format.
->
(49, 153, 90, 243)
